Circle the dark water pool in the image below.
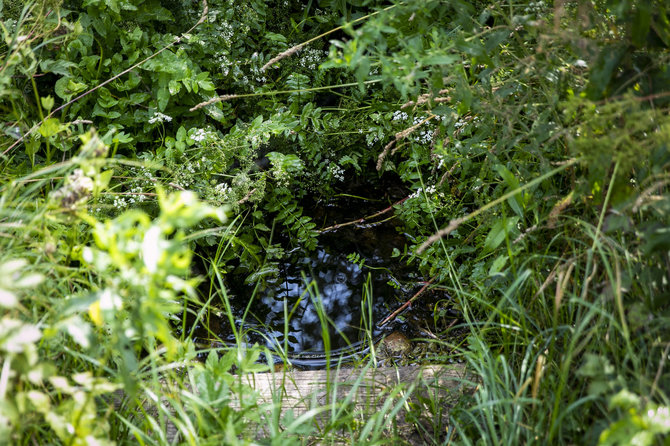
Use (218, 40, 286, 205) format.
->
(236, 226, 404, 353)
(189, 172, 422, 362)
(193, 216, 412, 360)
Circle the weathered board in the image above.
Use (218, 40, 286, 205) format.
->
(239, 364, 470, 414)
(113, 364, 473, 443)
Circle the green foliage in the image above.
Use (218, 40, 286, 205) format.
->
(2, 0, 670, 444)
(599, 390, 670, 446)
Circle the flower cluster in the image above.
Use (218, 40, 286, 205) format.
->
(573, 59, 588, 69)
(110, 185, 148, 210)
(212, 182, 232, 203)
(523, 1, 547, 14)
(272, 165, 291, 187)
(172, 158, 207, 189)
(101, 165, 156, 212)
(412, 126, 434, 145)
(327, 163, 345, 182)
(392, 110, 408, 122)
(298, 47, 328, 70)
(366, 128, 383, 147)
(215, 52, 236, 77)
(190, 128, 215, 143)
(148, 112, 172, 124)
(249, 62, 267, 84)
(408, 184, 438, 199)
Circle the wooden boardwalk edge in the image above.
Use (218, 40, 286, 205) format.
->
(241, 364, 472, 414)
(113, 364, 474, 442)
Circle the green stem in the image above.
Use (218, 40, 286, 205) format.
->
(548, 160, 620, 442)
(30, 75, 51, 163)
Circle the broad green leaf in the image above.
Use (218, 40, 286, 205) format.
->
(176, 126, 186, 142)
(40, 95, 55, 111)
(168, 79, 181, 95)
(483, 216, 519, 253)
(488, 255, 508, 276)
(39, 118, 64, 137)
(94, 169, 114, 194)
(632, 4, 651, 48)
(423, 54, 458, 66)
(157, 87, 170, 111)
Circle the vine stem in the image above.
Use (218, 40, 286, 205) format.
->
(317, 196, 408, 233)
(3, 0, 210, 157)
(379, 277, 435, 327)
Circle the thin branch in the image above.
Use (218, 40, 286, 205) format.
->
(190, 79, 381, 112)
(417, 158, 579, 253)
(317, 196, 408, 233)
(379, 278, 436, 327)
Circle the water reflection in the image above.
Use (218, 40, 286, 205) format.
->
(233, 246, 393, 354)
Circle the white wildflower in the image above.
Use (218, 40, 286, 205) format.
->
(328, 163, 345, 182)
(148, 112, 172, 124)
(191, 128, 211, 142)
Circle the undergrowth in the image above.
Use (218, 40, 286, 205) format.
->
(1, 0, 669, 444)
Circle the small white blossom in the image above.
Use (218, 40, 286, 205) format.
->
(298, 48, 328, 70)
(573, 59, 588, 69)
(191, 128, 212, 142)
(328, 163, 345, 182)
(148, 112, 172, 124)
(409, 188, 422, 199)
(392, 110, 408, 121)
(69, 169, 94, 194)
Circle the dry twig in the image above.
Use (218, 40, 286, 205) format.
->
(379, 278, 436, 326)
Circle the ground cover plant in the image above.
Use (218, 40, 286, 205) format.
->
(1, 0, 669, 444)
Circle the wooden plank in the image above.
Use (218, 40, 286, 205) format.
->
(235, 364, 473, 441)
(112, 364, 473, 442)
(239, 364, 470, 415)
